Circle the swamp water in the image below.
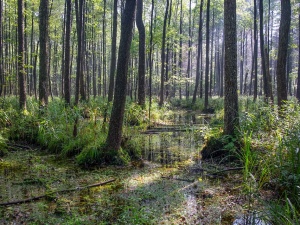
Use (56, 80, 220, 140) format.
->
(138, 112, 208, 166)
(0, 111, 267, 224)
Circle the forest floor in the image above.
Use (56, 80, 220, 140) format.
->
(0, 145, 274, 225)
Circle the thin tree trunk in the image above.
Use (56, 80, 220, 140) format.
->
(297, 13, 300, 101)
(108, 0, 118, 102)
(179, 0, 183, 100)
(159, 0, 169, 106)
(64, 0, 71, 104)
(276, 0, 291, 108)
(148, 0, 154, 122)
(102, 0, 107, 97)
(192, 0, 204, 104)
(259, 0, 269, 100)
(253, 0, 258, 101)
(204, 0, 210, 109)
(0, 0, 3, 96)
(186, 0, 192, 100)
(18, 0, 26, 109)
(136, 0, 146, 107)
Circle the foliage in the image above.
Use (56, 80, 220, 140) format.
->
(238, 99, 300, 218)
(124, 101, 148, 127)
(267, 198, 300, 225)
(201, 129, 240, 161)
(0, 133, 8, 156)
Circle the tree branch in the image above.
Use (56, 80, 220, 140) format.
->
(0, 179, 116, 206)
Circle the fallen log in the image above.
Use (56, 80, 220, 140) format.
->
(0, 179, 116, 206)
(7, 143, 32, 150)
(206, 167, 244, 177)
(161, 176, 194, 183)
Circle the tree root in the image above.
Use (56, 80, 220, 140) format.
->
(0, 179, 116, 206)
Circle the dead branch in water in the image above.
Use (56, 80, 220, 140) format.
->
(0, 179, 116, 206)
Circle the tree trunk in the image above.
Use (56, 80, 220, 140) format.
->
(74, 0, 85, 104)
(64, 0, 71, 104)
(148, 0, 154, 120)
(259, 0, 269, 100)
(136, 0, 146, 107)
(102, 0, 107, 97)
(297, 13, 300, 101)
(18, 0, 26, 109)
(0, 0, 3, 96)
(204, 0, 210, 110)
(108, 0, 118, 102)
(159, 0, 169, 106)
(192, 0, 204, 104)
(224, 0, 239, 136)
(179, 0, 183, 100)
(253, 0, 258, 101)
(276, 0, 291, 108)
(106, 0, 136, 153)
(186, 0, 192, 100)
(39, 0, 50, 106)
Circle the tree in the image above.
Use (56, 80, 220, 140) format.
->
(18, 0, 26, 109)
(297, 12, 300, 101)
(159, 0, 169, 106)
(0, 0, 3, 96)
(105, 0, 136, 153)
(276, 0, 291, 108)
(75, 0, 85, 104)
(192, 0, 204, 105)
(224, 0, 239, 135)
(107, 0, 118, 102)
(136, 0, 146, 107)
(64, 0, 72, 104)
(259, 0, 272, 101)
(253, 0, 258, 101)
(39, 0, 50, 106)
(204, 0, 210, 110)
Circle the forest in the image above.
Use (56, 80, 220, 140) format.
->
(0, 0, 300, 224)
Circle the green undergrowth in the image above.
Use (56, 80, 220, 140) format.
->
(0, 97, 172, 166)
(202, 97, 300, 224)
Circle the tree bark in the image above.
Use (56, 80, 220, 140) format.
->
(39, 0, 50, 106)
(192, 0, 204, 104)
(253, 0, 258, 101)
(0, 0, 3, 96)
(159, 0, 169, 106)
(108, 0, 118, 102)
(102, 0, 107, 97)
(136, 0, 146, 107)
(64, 0, 71, 104)
(204, 0, 210, 110)
(276, 0, 291, 108)
(297, 13, 300, 101)
(18, 0, 26, 109)
(148, 0, 154, 121)
(224, 0, 239, 136)
(179, 0, 183, 100)
(106, 0, 136, 153)
(74, 0, 85, 104)
(259, 0, 270, 101)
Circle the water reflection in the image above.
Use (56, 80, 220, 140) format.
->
(139, 112, 206, 166)
(233, 212, 270, 225)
